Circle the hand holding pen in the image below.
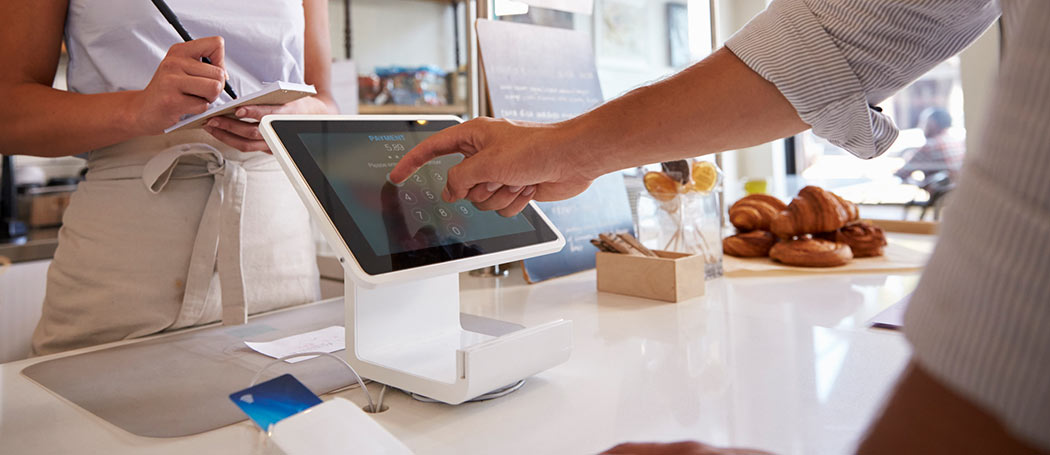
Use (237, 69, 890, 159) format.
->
(150, 0, 238, 99)
(130, 37, 230, 135)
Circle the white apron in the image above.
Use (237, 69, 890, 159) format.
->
(32, 0, 318, 355)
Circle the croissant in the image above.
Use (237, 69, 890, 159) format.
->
(729, 194, 787, 231)
(770, 186, 859, 238)
(723, 230, 777, 257)
(835, 221, 887, 257)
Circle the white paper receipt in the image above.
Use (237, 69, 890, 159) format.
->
(245, 326, 346, 363)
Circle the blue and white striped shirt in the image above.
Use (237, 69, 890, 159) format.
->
(727, 0, 1050, 449)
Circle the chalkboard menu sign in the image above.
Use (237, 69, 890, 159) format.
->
(478, 20, 604, 123)
(477, 19, 634, 283)
(526, 173, 635, 282)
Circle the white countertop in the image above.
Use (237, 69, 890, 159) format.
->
(0, 263, 919, 454)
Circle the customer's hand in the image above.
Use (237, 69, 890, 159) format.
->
(204, 96, 334, 152)
(131, 37, 229, 135)
(388, 117, 598, 217)
(602, 441, 774, 455)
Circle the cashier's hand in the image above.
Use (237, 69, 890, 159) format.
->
(131, 37, 229, 135)
(388, 117, 597, 217)
(602, 441, 774, 455)
(203, 96, 335, 153)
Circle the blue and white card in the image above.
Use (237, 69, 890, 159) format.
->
(229, 374, 323, 430)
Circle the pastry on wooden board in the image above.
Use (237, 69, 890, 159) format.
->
(723, 230, 777, 258)
(769, 238, 853, 267)
(729, 194, 787, 232)
(770, 186, 859, 238)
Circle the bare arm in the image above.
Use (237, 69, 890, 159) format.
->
(388, 48, 807, 216)
(561, 48, 806, 178)
(0, 0, 136, 156)
(0, 0, 228, 157)
(859, 361, 1046, 454)
(301, 0, 337, 113)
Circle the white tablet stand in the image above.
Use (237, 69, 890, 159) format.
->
(258, 115, 573, 404)
(343, 268, 573, 405)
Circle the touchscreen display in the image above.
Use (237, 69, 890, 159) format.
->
(297, 131, 536, 257)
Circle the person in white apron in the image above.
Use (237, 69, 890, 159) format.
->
(0, 1, 335, 355)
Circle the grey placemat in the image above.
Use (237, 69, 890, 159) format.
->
(21, 297, 522, 438)
(22, 299, 351, 438)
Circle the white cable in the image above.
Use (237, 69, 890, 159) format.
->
(376, 385, 388, 412)
(249, 351, 376, 413)
(408, 379, 526, 403)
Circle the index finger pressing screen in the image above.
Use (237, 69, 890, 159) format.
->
(390, 124, 474, 183)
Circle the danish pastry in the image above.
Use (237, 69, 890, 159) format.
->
(769, 238, 853, 267)
(723, 230, 777, 257)
(770, 186, 859, 238)
(729, 194, 787, 231)
(835, 222, 887, 257)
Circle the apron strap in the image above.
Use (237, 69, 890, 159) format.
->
(217, 160, 249, 325)
(142, 143, 249, 327)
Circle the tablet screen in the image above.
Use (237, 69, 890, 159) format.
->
(297, 131, 535, 256)
(271, 119, 560, 275)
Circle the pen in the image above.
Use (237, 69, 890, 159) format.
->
(149, 0, 238, 100)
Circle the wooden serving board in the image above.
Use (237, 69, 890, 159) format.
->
(724, 234, 935, 277)
(866, 218, 938, 235)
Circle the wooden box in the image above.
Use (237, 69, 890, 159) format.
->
(19, 186, 74, 228)
(596, 250, 706, 302)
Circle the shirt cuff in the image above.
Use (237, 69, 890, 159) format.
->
(725, 0, 898, 159)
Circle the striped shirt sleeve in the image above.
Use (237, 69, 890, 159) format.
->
(724, 0, 1050, 450)
(724, 0, 998, 159)
(904, 1, 1050, 450)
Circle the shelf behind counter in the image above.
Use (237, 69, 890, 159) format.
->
(0, 227, 59, 264)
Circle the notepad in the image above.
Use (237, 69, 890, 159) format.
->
(164, 81, 316, 133)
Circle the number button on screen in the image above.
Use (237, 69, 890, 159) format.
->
(422, 189, 438, 202)
(446, 224, 465, 238)
(411, 209, 431, 223)
(399, 190, 418, 205)
(455, 204, 473, 217)
(436, 206, 453, 220)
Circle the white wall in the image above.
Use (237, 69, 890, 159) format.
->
(958, 22, 1000, 157)
(591, 0, 697, 100)
(328, 0, 459, 74)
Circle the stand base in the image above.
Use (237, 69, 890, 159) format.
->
(344, 273, 572, 404)
(407, 378, 526, 404)
(468, 264, 510, 278)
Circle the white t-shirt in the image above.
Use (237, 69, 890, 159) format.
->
(64, 0, 305, 105)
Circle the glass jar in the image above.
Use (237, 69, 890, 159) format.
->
(637, 189, 724, 280)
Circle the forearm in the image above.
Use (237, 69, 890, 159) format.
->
(1, 83, 141, 157)
(858, 361, 1045, 454)
(311, 93, 339, 115)
(303, 0, 335, 115)
(561, 48, 807, 178)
